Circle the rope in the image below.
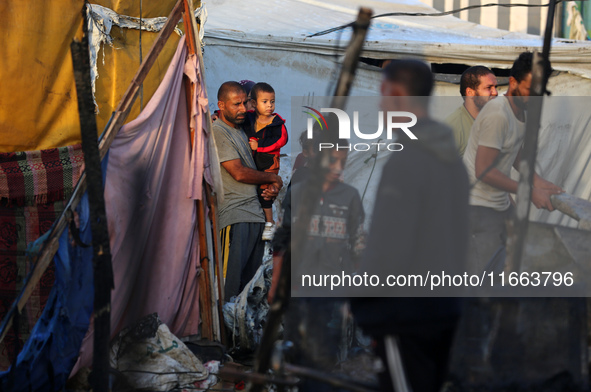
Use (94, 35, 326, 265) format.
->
(139, 0, 144, 111)
(309, 0, 566, 38)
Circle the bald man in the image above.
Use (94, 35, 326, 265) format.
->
(213, 81, 282, 301)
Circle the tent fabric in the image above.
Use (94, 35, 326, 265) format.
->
(185, 53, 207, 199)
(203, 0, 591, 78)
(0, 193, 94, 391)
(87, 2, 207, 134)
(86, 4, 182, 110)
(0, 0, 199, 153)
(0, 144, 84, 370)
(89, 0, 179, 19)
(184, 53, 223, 200)
(0, 1, 85, 152)
(88, 7, 181, 141)
(0, 144, 84, 207)
(204, 0, 591, 230)
(0, 200, 61, 371)
(73, 35, 203, 372)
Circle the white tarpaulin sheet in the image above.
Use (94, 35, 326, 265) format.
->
(204, 0, 591, 78)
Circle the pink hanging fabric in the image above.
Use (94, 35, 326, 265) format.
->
(73, 36, 203, 372)
(184, 51, 223, 200)
(185, 53, 205, 199)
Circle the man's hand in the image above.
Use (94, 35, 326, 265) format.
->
(531, 187, 559, 211)
(531, 175, 564, 211)
(221, 159, 282, 200)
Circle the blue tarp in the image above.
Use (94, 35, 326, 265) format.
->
(0, 193, 94, 391)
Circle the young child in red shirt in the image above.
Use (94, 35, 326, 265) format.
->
(243, 82, 288, 240)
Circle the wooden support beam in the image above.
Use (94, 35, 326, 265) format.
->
(181, 0, 215, 341)
(181, 0, 225, 343)
(197, 198, 214, 340)
(206, 183, 227, 345)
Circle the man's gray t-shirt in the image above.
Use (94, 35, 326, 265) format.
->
(212, 119, 264, 228)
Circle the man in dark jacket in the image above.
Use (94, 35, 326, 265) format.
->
(351, 60, 469, 392)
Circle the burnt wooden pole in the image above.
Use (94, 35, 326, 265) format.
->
(71, 11, 114, 392)
(507, 0, 556, 270)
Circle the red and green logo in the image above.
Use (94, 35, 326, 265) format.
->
(302, 106, 328, 131)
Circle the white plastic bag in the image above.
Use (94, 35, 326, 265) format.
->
(110, 313, 208, 391)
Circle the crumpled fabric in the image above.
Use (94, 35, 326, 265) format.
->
(184, 52, 223, 201)
(73, 35, 205, 373)
(0, 193, 94, 391)
(222, 252, 276, 353)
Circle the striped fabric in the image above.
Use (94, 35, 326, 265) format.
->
(421, 0, 548, 36)
(0, 144, 84, 370)
(0, 144, 84, 207)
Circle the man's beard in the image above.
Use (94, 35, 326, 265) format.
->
(228, 113, 246, 125)
(473, 95, 489, 110)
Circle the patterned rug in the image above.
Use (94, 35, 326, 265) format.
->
(0, 144, 84, 370)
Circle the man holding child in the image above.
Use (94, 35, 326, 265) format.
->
(212, 81, 282, 301)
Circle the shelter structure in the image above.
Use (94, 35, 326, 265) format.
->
(203, 0, 591, 228)
(0, 0, 224, 388)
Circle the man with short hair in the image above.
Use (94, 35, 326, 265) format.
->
(462, 52, 563, 273)
(213, 81, 283, 301)
(352, 60, 469, 392)
(446, 66, 498, 156)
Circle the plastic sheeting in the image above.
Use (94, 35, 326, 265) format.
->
(0, 193, 94, 391)
(0, 0, 194, 152)
(204, 0, 591, 78)
(223, 256, 274, 353)
(110, 314, 208, 391)
(0, 1, 85, 152)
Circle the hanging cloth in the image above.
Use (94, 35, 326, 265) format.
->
(73, 35, 203, 372)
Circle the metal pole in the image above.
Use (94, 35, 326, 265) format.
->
(507, 0, 556, 271)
